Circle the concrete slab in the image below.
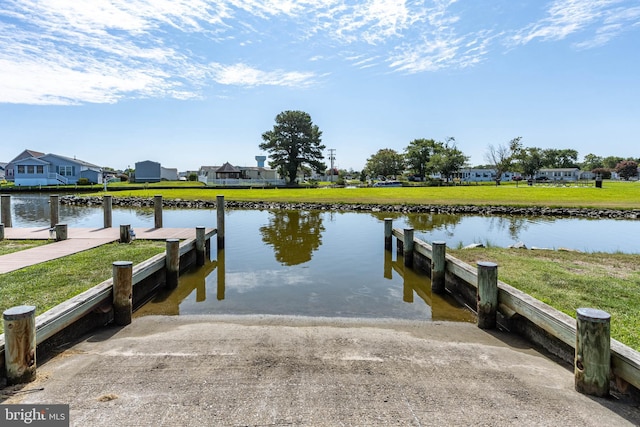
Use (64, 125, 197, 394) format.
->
(3, 315, 640, 426)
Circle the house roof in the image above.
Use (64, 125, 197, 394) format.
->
(217, 162, 240, 173)
(8, 149, 45, 164)
(41, 153, 101, 168)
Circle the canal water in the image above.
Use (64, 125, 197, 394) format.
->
(3, 194, 639, 321)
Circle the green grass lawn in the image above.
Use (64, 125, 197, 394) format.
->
(0, 240, 50, 256)
(449, 247, 640, 351)
(95, 180, 640, 210)
(0, 240, 166, 334)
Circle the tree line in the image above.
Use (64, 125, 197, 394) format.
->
(258, 110, 638, 185)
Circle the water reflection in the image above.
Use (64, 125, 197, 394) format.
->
(260, 210, 325, 265)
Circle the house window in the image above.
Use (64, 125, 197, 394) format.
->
(36, 165, 44, 174)
(17, 165, 25, 174)
(27, 165, 34, 174)
(59, 166, 74, 176)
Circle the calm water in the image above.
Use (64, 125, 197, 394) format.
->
(3, 194, 639, 320)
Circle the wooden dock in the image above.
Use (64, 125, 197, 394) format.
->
(0, 227, 215, 274)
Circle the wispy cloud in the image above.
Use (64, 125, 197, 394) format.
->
(1, 0, 638, 105)
(511, 0, 638, 48)
(209, 63, 317, 87)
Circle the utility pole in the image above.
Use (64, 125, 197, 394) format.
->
(328, 148, 336, 182)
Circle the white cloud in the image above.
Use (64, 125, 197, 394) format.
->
(209, 63, 316, 87)
(511, 0, 638, 48)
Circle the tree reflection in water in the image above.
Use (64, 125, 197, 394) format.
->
(260, 210, 325, 266)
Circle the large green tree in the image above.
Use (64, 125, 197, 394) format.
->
(259, 110, 326, 185)
(429, 138, 469, 183)
(541, 148, 578, 168)
(365, 148, 405, 178)
(405, 138, 438, 178)
(516, 147, 544, 179)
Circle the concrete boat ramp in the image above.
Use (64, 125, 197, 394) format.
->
(3, 315, 640, 426)
(0, 227, 212, 274)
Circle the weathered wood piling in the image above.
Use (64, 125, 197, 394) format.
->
(103, 195, 113, 228)
(575, 308, 611, 397)
(403, 228, 414, 268)
(120, 224, 132, 243)
(431, 241, 446, 294)
(154, 195, 163, 228)
(3, 305, 37, 385)
(50, 195, 59, 228)
(217, 195, 225, 249)
(166, 238, 180, 289)
(113, 261, 133, 326)
(0, 223, 4, 241)
(384, 218, 393, 251)
(477, 261, 498, 329)
(1, 194, 11, 227)
(196, 226, 206, 266)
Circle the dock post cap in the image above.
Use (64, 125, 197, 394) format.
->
(577, 308, 611, 322)
(3, 305, 36, 320)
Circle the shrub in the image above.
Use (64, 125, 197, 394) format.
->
(77, 178, 91, 185)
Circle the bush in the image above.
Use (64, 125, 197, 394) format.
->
(77, 178, 91, 185)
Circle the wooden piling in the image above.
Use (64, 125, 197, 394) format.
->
(166, 238, 180, 289)
(103, 195, 113, 228)
(217, 195, 225, 250)
(384, 218, 393, 251)
(431, 241, 446, 294)
(403, 228, 414, 268)
(1, 194, 11, 228)
(0, 223, 4, 241)
(112, 261, 133, 326)
(119, 224, 132, 243)
(477, 261, 498, 329)
(575, 308, 611, 397)
(196, 226, 206, 266)
(55, 223, 68, 241)
(3, 305, 37, 385)
(50, 195, 59, 228)
(154, 195, 163, 228)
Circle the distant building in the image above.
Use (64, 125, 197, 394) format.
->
(0, 162, 7, 180)
(198, 156, 282, 186)
(134, 160, 178, 182)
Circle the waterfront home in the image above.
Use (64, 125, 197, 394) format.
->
(198, 157, 282, 186)
(7, 150, 102, 186)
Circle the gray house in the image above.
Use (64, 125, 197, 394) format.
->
(10, 151, 102, 186)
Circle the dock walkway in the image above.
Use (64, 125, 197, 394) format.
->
(0, 227, 214, 274)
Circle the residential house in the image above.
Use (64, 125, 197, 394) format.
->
(535, 168, 589, 181)
(453, 168, 518, 183)
(9, 151, 102, 186)
(5, 149, 45, 181)
(134, 160, 178, 183)
(198, 157, 282, 186)
(0, 162, 7, 180)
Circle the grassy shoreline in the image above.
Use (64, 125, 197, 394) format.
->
(92, 180, 640, 210)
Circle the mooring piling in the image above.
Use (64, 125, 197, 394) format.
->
(1, 194, 11, 228)
(403, 228, 414, 268)
(103, 195, 113, 228)
(477, 261, 498, 329)
(120, 224, 132, 243)
(166, 238, 180, 289)
(112, 261, 133, 326)
(3, 305, 37, 385)
(384, 218, 393, 251)
(154, 195, 163, 228)
(196, 226, 206, 266)
(50, 195, 59, 228)
(431, 241, 446, 294)
(575, 308, 611, 397)
(217, 195, 225, 250)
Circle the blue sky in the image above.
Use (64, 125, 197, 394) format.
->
(1, 0, 638, 172)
